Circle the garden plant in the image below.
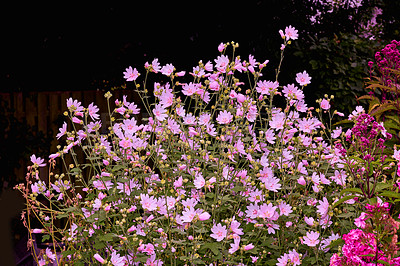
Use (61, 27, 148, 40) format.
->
(16, 27, 400, 265)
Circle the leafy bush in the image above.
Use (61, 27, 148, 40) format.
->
(16, 27, 400, 265)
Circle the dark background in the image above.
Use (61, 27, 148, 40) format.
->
(1, 1, 399, 265)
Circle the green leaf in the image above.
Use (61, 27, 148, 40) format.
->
(332, 195, 358, 208)
(374, 183, 392, 192)
(340, 187, 363, 196)
(200, 242, 220, 256)
(376, 260, 390, 266)
(378, 191, 400, 199)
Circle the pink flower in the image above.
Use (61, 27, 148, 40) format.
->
(214, 55, 230, 73)
(295, 71, 311, 86)
(284, 25, 299, 40)
(151, 58, 161, 73)
(210, 223, 227, 242)
(243, 243, 254, 251)
(218, 42, 226, 52)
(297, 176, 306, 185)
(123, 66, 140, 81)
(258, 203, 277, 219)
(56, 122, 67, 139)
(262, 175, 281, 192)
(140, 193, 158, 211)
(161, 63, 174, 76)
(317, 197, 329, 218)
(278, 201, 293, 216)
(256, 80, 279, 95)
(30, 154, 46, 167)
(182, 82, 200, 96)
(111, 250, 127, 266)
(303, 231, 320, 247)
(332, 126, 342, 139)
(193, 172, 205, 189)
(354, 212, 367, 228)
(93, 253, 105, 264)
(216, 110, 233, 124)
(198, 211, 211, 221)
(181, 208, 197, 223)
(320, 98, 331, 110)
(152, 103, 168, 121)
(269, 112, 286, 130)
(304, 216, 315, 226)
(66, 98, 84, 113)
(228, 237, 240, 254)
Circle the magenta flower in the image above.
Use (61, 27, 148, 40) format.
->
(295, 71, 311, 86)
(93, 253, 105, 264)
(216, 110, 233, 124)
(30, 154, 46, 167)
(210, 223, 227, 242)
(303, 231, 320, 247)
(123, 66, 140, 81)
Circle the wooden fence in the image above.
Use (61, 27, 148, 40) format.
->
(0, 89, 141, 183)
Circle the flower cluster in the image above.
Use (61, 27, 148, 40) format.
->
(330, 200, 400, 265)
(16, 27, 400, 265)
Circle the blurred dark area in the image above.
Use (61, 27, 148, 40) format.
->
(0, 1, 399, 264)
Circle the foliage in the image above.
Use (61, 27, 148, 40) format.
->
(358, 40, 400, 145)
(15, 28, 400, 265)
(293, 32, 382, 116)
(0, 97, 52, 193)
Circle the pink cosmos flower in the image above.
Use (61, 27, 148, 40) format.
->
(182, 82, 200, 96)
(332, 126, 342, 139)
(216, 110, 233, 125)
(210, 223, 227, 242)
(151, 58, 161, 73)
(111, 250, 127, 266)
(304, 216, 315, 226)
(284, 25, 299, 40)
(295, 71, 312, 86)
(193, 172, 205, 189)
(140, 193, 158, 211)
(228, 237, 240, 254)
(269, 112, 286, 130)
(30, 154, 46, 167)
(214, 55, 229, 72)
(93, 253, 105, 264)
(317, 197, 329, 219)
(258, 203, 277, 219)
(56, 122, 67, 139)
(262, 175, 281, 192)
(245, 203, 260, 219)
(256, 80, 279, 95)
(320, 98, 331, 110)
(66, 98, 84, 113)
(278, 201, 293, 216)
(243, 243, 254, 251)
(161, 63, 174, 76)
(152, 103, 168, 121)
(303, 231, 320, 247)
(218, 42, 226, 52)
(123, 66, 140, 81)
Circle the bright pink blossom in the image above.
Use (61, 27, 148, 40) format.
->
(303, 231, 320, 247)
(216, 110, 233, 125)
(123, 66, 140, 81)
